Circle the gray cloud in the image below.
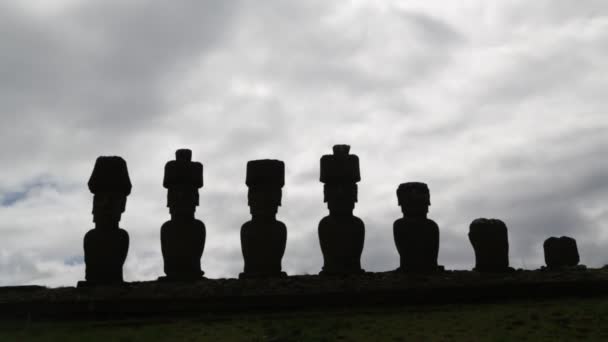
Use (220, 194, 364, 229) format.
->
(0, 1, 607, 286)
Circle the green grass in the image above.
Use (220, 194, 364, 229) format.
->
(2, 297, 607, 341)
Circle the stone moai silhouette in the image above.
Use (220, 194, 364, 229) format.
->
(81, 156, 131, 286)
(543, 236, 580, 269)
(318, 145, 365, 275)
(240, 159, 287, 279)
(393, 182, 442, 273)
(468, 218, 513, 272)
(159, 149, 206, 281)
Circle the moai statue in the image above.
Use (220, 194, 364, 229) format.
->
(240, 159, 287, 278)
(468, 218, 513, 272)
(543, 236, 580, 269)
(159, 149, 206, 281)
(80, 156, 131, 286)
(318, 145, 365, 275)
(393, 182, 442, 273)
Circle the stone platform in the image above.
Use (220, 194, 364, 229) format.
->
(1, 268, 607, 320)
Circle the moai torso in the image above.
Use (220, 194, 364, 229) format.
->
(241, 219, 287, 276)
(161, 219, 206, 280)
(240, 160, 287, 278)
(160, 149, 206, 281)
(318, 210, 365, 274)
(469, 218, 511, 272)
(543, 236, 580, 269)
(393, 182, 440, 273)
(318, 145, 365, 275)
(394, 219, 439, 272)
(82, 156, 132, 286)
(84, 226, 129, 283)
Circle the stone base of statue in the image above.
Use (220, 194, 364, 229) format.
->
(157, 272, 205, 283)
(239, 271, 287, 279)
(540, 265, 587, 272)
(472, 266, 516, 273)
(395, 265, 445, 274)
(76, 280, 126, 288)
(319, 268, 365, 276)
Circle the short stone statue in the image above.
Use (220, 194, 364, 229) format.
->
(80, 156, 131, 286)
(240, 159, 287, 278)
(469, 218, 513, 272)
(393, 182, 442, 273)
(318, 145, 365, 275)
(543, 236, 580, 269)
(160, 149, 206, 281)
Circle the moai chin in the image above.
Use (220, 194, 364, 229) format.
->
(239, 159, 287, 279)
(159, 149, 206, 281)
(80, 156, 131, 287)
(393, 182, 442, 273)
(318, 145, 365, 275)
(543, 236, 580, 270)
(468, 218, 513, 272)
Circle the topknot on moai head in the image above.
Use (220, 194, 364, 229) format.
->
(246, 159, 285, 188)
(320, 144, 360, 184)
(88, 156, 132, 196)
(397, 182, 430, 207)
(163, 149, 203, 189)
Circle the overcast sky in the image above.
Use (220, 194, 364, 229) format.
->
(1, 0, 607, 287)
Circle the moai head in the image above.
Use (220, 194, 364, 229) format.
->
(320, 145, 360, 215)
(163, 149, 203, 220)
(469, 218, 510, 272)
(88, 156, 131, 227)
(397, 182, 430, 218)
(246, 159, 285, 219)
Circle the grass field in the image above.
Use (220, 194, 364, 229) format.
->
(1, 296, 607, 341)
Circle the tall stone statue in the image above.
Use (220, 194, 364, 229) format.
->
(318, 145, 365, 275)
(543, 236, 580, 269)
(81, 156, 131, 286)
(240, 159, 287, 278)
(469, 218, 513, 272)
(159, 149, 206, 281)
(393, 182, 442, 273)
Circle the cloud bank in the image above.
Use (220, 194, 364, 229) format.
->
(1, 0, 607, 286)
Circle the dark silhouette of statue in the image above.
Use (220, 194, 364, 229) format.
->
(159, 149, 206, 281)
(543, 236, 580, 269)
(393, 182, 443, 273)
(239, 159, 287, 279)
(81, 156, 131, 286)
(318, 145, 365, 275)
(469, 218, 513, 272)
